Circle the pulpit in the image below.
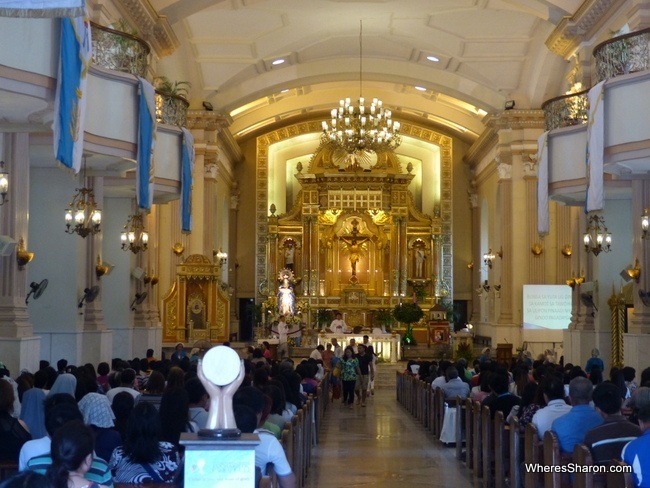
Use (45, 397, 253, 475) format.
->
(162, 254, 231, 346)
(496, 343, 513, 364)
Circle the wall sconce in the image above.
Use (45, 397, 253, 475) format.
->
(16, 238, 34, 268)
(214, 249, 228, 267)
(583, 213, 611, 256)
(626, 259, 641, 283)
(95, 255, 109, 279)
(642, 209, 650, 239)
(494, 284, 501, 292)
(143, 271, 159, 286)
(566, 275, 585, 289)
(467, 261, 474, 270)
(482, 280, 490, 292)
(483, 250, 496, 268)
(531, 243, 543, 256)
(0, 161, 8, 205)
(172, 243, 184, 256)
(561, 245, 573, 257)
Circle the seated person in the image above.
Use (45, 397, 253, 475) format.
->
(0, 380, 31, 461)
(531, 374, 571, 437)
(585, 382, 641, 465)
(622, 387, 650, 487)
(481, 372, 520, 419)
(440, 367, 470, 400)
(551, 377, 604, 453)
(329, 313, 348, 333)
(234, 387, 296, 488)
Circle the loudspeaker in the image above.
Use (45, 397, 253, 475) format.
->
(0, 235, 17, 257)
(131, 267, 145, 280)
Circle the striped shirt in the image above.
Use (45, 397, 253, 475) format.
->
(584, 415, 641, 464)
(26, 454, 114, 488)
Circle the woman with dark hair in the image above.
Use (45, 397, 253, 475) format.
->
(96, 363, 110, 394)
(589, 366, 604, 386)
(111, 391, 135, 442)
(262, 385, 287, 432)
(164, 367, 185, 392)
(138, 370, 165, 410)
(0, 379, 31, 461)
(109, 402, 180, 483)
(46, 419, 107, 488)
(159, 387, 195, 446)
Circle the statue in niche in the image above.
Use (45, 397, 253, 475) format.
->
(415, 248, 426, 278)
(277, 271, 295, 317)
(339, 219, 371, 284)
(284, 242, 295, 271)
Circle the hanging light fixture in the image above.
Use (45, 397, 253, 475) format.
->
(642, 208, 649, 239)
(64, 156, 101, 237)
(583, 213, 612, 256)
(0, 161, 8, 205)
(321, 21, 401, 155)
(121, 213, 149, 254)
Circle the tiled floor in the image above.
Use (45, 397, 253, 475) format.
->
(304, 386, 479, 487)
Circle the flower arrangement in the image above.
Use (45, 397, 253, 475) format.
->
(456, 341, 474, 362)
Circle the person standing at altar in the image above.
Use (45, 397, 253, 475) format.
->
(329, 312, 348, 333)
(273, 316, 290, 360)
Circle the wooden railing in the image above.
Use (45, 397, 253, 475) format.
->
(396, 372, 635, 488)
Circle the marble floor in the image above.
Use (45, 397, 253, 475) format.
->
(304, 386, 479, 488)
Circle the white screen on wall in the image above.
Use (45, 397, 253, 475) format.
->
(523, 285, 572, 330)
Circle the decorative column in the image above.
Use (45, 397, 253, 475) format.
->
(0, 133, 39, 373)
(629, 179, 650, 333)
(469, 191, 480, 323)
(497, 162, 514, 324)
(203, 162, 218, 256)
(524, 157, 545, 283)
(188, 139, 206, 256)
(229, 188, 239, 326)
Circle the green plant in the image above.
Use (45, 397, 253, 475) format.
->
(375, 308, 394, 329)
(393, 302, 424, 345)
(154, 76, 191, 101)
(456, 341, 474, 362)
(315, 309, 334, 329)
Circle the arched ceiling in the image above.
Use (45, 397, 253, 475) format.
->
(150, 0, 582, 141)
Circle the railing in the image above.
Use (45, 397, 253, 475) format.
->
(594, 28, 650, 82)
(91, 22, 150, 77)
(541, 90, 589, 130)
(155, 91, 189, 126)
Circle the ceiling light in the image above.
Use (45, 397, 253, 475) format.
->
(121, 212, 149, 254)
(272, 59, 285, 65)
(426, 55, 439, 62)
(415, 86, 426, 91)
(280, 89, 289, 93)
(321, 21, 401, 157)
(0, 161, 8, 206)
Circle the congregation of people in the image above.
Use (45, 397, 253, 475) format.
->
(0, 340, 336, 488)
(402, 347, 650, 487)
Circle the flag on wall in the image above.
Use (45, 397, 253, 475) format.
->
(181, 128, 194, 233)
(536, 131, 549, 235)
(137, 77, 157, 211)
(53, 12, 91, 174)
(0, 0, 84, 18)
(586, 81, 606, 213)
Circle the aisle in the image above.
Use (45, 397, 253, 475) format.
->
(304, 387, 478, 487)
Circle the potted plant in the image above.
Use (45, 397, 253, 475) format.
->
(392, 302, 424, 345)
(375, 308, 394, 332)
(154, 76, 191, 101)
(315, 309, 333, 331)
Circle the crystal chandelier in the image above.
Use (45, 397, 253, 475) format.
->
(583, 213, 611, 256)
(64, 157, 101, 238)
(321, 21, 401, 155)
(121, 213, 149, 254)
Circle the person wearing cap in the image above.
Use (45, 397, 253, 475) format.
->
(622, 386, 650, 486)
(584, 382, 641, 465)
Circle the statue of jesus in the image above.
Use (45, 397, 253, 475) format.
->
(339, 219, 370, 282)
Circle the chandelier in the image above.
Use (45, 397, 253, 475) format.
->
(583, 213, 611, 256)
(64, 157, 101, 238)
(121, 213, 149, 253)
(321, 21, 401, 155)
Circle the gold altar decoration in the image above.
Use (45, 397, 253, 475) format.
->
(162, 254, 230, 345)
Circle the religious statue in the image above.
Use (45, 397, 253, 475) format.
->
(277, 272, 296, 316)
(415, 248, 426, 278)
(284, 242, 295, 270)
(339, 219, 370, 284)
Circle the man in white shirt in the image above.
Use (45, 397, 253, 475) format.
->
(329, 312, 348, 333)
(331, 338, 343, 358)
(106, 368, 141, 404)
(532, 375, 572, 437)
(275, 316, 290, 360)
(310, 345, 324, 360)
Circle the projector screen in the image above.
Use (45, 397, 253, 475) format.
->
(523, 284, 572, 330)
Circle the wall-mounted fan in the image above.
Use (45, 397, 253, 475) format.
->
(580, 292, 598, 311)
(78, 286, 100, 308)
(25, 279, 48, 305)
(130, 292, 148, 311)
(639, 290, 650, 307)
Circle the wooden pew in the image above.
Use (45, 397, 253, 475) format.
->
(455, 397, 466, 461)
(0, 460, 18, 480)
(473, 401, 483, 480)
(509, 416, 522, 488)
(524, 422, 541, 488)
(572, 443, 595, 488)
(606, 460, 635, 488)
(543, 430, 562, 488)
(292, 413, 303, 488)
(434, 387, 445, 439)
(465, 398, 474, 471)
(494, 410, 509, 488)
(482, 405, 493, 488)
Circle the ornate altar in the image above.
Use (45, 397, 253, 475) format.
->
(162, 254, 230, 345)
(261, 140, 453, 336)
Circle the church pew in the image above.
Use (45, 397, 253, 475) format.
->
(423, 381, 431, 430)
(494, 410, 509, 488)
(473, 401, 483, 480)
(455, 397, 466, 461)
(0, 460, 18, 480)
(543, 430, 562, 488)
(606, 460, 634, 488)
(509, 416, 522, 488)
(524, 422, 542, 488)
(434, 387, 445, 439)
(482, 405, 494, 488)
(292, 413, 303, 488)
(572, 443, 596, 488)
(465, 397, 474, 471)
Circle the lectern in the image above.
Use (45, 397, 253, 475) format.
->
(496, 343, 512, 364)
